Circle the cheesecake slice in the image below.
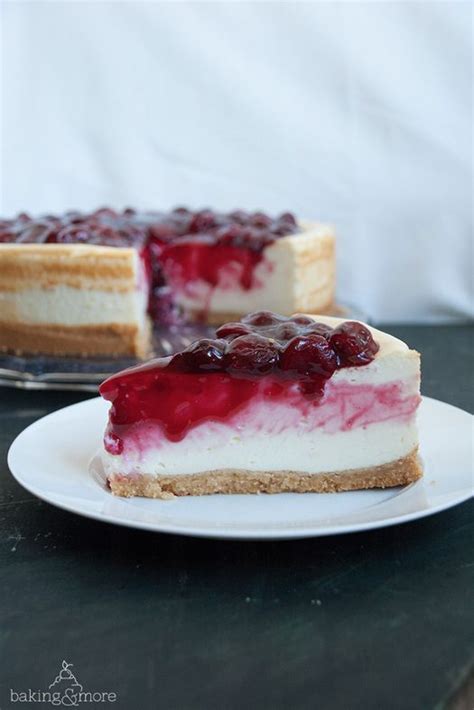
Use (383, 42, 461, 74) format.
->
(99, 312, 422, 498)
(0, 208, 335, 357)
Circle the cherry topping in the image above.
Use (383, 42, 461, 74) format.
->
(272, 322, 301, 341)
(188, 210, 217, 233)
(215, 224, 245, 245)
(54, 224, 95, 244)
(228, 210, 248, 224)
(1, 207, 299, 251)
(250, 212, 272, 228)
(242, 310, 286, 327)
(163, 312, 378, 390)
(225, 334, 280, 377)
(304, 322, 334, 338)
(280, 334, 338, 377)
(329, 321, 379, 366)
(278, 212, 297, 226)
(173, 338, 226, 372)
(291, 314, 315, 326)
(172, 207, 191, 216)
(105, 431, 124, 456)
(215, 322, 252, 340)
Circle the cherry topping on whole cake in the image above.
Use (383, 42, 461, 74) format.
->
(0, 207, 299, 249)
(188, 209, 217, 233)
(0, 207, 300, 320)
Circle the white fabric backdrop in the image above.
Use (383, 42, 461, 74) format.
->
(1, 1, 472, 322)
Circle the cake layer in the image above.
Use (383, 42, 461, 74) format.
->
(0, 284, 148, 326)
(107, 449, 422, 498)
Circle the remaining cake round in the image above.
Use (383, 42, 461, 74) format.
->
(99, 312, 422, 498)
(0, 208, 335, 357)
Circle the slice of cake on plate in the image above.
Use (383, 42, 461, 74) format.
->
(0, 208, 335, 357)
(99, 311, 422, 498)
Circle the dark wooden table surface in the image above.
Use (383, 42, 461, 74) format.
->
(1, 325, 472, 710)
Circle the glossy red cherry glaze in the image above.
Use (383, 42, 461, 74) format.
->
(146, 209, 297, 298)
(159, 242, 269, 294)
(0, 208, 299, 320)
(100, 312, 381, 449)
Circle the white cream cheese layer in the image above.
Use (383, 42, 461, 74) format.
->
(102, 417, 418, 477)
(0, 285, 148, 326)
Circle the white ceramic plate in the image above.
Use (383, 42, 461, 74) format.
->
(8, 397, 473, 540)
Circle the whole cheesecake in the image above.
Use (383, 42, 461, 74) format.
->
(0, 208, 335, 357)
(99, 311, 422, 498)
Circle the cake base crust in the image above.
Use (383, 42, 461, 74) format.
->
(107, 449, 422, 499)
(0, 320, 151, 357)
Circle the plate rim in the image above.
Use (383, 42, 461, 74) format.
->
(7, 396, 473, 540)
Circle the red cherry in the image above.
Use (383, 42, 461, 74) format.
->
(304, 322, 333, 339)
(225, 334, 280, 376)
(228, 210, 248, 224)
(215, 322, 252, 340)
(329, 322, 379, 366)
(291, 314, 315, 326)
(242, 311, 286, 327)
(280, 334, 337, 377)
(250, 212, 272, 228)
(174, 339, 226, 372)
(16, 221, 55, 243)
(278, 212, 297, 226)
(92, 207, 118, 219)
(215, 224, 245, 246)
(273, 323, 301, 341)
(188, 210, 216, 233)
(172, 207, 191, 215)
